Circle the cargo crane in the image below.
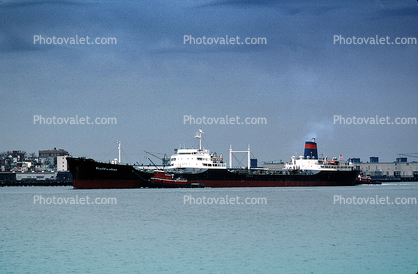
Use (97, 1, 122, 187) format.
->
(144, 150, 170, 167)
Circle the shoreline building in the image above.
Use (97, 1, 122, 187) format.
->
(359, 157, 418, 181)
(39, 148, 69, 170)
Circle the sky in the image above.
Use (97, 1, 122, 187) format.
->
(1, 0, 417, 165)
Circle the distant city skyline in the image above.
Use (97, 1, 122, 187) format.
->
(1, 0, 417, 164)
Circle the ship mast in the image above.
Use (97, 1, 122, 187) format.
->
(117, 141, 121, 164)
(195, 129, 203, 151)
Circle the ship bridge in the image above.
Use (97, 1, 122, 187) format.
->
(168, 130, 226, 169)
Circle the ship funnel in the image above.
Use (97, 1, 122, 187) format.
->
(304, 139, 318, 159)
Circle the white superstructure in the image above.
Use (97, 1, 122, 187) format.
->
(282, 138, 355, 172)
(168, 129, 226, 169)
(284, 156, 355, 172)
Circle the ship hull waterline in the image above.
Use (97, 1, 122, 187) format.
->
(67, 158, 360, 189)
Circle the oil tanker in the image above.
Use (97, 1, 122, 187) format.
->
(67, 130, 360, 189)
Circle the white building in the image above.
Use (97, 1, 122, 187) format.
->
(57, 156, 69, 172)
(359, 162, 418, 177)
(15, 172, 56, 181)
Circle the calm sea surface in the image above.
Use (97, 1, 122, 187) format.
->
(1, 183, 417, 273)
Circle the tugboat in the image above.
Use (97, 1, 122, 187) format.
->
(357, 173, 371, 184)
(148, 170, 203, 188)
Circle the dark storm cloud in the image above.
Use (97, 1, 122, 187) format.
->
(378, 7, 418, 17)
(0, 0, 97, 53)
(1, 0, 417, 161)
(198, 0, 280, 8)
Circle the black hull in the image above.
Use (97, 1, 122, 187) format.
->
(67, 157, 152, 189)
(177, 168, 360, 187)
(67, 157, 360, 189)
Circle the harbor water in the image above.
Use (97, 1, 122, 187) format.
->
(1, 183, 417, 273)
